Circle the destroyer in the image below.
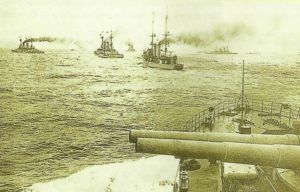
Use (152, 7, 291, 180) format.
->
(94, 31, 124, 58)
(142, 14, 184, 70)
(12, 38, 44, 54)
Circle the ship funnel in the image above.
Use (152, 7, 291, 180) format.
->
(153, 43, 157, 57)
(156, 43, 161, 57)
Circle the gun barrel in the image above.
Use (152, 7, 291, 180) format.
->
(136, 138, 300, 170)
(129, 130, 300, 145)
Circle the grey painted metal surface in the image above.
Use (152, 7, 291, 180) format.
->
(130, 130, 300, 145)
(136, 138, 300, 169)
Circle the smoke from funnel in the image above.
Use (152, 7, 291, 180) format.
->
(175, 22, 253, 47)
(159, 38, 173, 45)
(55, 38, 84, 49)
(22, 36, 84, 49)
(23, 37, 56, 43)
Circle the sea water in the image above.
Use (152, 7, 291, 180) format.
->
(0, 48, 300, 191)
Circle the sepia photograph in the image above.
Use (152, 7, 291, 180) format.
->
(1, 0, 300, 191)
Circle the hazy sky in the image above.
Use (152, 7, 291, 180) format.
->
(1, 0, 300, 52)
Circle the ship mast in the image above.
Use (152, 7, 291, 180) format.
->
(110, 30, 113, 49)
(163, 9, 169, 56)
(241, 60, 245, 126)
(100, 33, 104, 48)
(151, 12, 155, 50)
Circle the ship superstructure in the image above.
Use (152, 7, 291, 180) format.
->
(12, 38, 44, 54)
(142, 13, 184, 70)
(94, 31, 124, 58)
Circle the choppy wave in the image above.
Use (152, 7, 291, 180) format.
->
(1, 49, 300, 191)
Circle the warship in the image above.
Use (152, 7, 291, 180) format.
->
(94, 31, 124, 58)
(126, 42, 136, 52)
(208, 46, 237, 55)
(129, 61, 300, 192)
(142, 14, 184, 70)
(11, 38, 44, 54)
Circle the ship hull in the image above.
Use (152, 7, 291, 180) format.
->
(207, 52, 237, 55)
(96, 54, 124, 58)
(11, 48, 44, 54)
(144, 62, 184, 70)
(94, 51, 124, 59)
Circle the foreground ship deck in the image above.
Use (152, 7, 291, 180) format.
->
(129, 97, 300, 192)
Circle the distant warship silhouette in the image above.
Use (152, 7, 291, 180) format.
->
(126, 42, 135, 52)
(12, 38, 44, 54)
(142, 13, 184, 70)
(94, 31, 124, 58)
(208, 46, 237, 54)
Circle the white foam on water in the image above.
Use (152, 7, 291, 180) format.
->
(25, 156, 179, 192)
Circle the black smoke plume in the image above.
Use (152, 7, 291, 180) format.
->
(23, 37, 56, 43)
(175, 22, 253, 47)
(22, 36, 83, 49)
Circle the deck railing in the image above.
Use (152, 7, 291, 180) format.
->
(180, 98, 300, 132)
